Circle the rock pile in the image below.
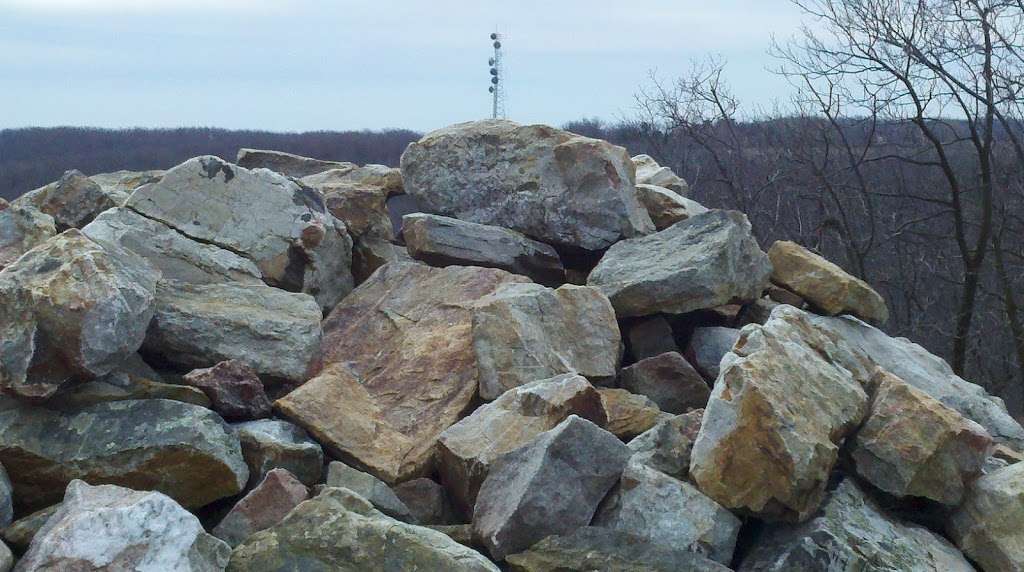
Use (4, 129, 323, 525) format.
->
(0, 118, 1020, 571)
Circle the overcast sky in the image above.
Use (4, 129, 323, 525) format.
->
(0, 1, 809, 132)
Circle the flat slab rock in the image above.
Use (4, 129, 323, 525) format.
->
(236, 148, 356, 178)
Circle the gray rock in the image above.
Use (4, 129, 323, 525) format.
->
(401, 119, 654, 251)
(233, 419, 324, 488)
(45, 355, 210, 411)
(625, 315, 678, 361)
(627, 409, 703, 480)
(17, 480, 231, 572)
(632, 154, 689, 195)
(588, 210, 771, 318)
(471, 415, 631, 560)
(13, 170, 116, 230)
(0, 398, 248, 511)
(325, 461, 411, 520)
(0, 200, 55, 270)
(394, 478, 456, 525)
(949, 462, 1024, 571)
(213, 468, 310, 548)
(739, 478, 975, 572)
(403, 213, 565, 286)
(618, 352, 709, 414)
(634, 184, 706, 230)
(236, 148, 355, 178)
(0, 465, 10, 529)
(0, 540, 9, 572)
(593, 461, 741, 564)
(88, 169, 165, 205)
(142, 280, 322, 383)
(686, 326, 741, 381)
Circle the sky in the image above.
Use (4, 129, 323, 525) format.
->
(0, 0, 810, 132)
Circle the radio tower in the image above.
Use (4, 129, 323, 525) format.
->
(488, 32, 506, 119)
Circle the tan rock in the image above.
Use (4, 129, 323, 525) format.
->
(634, 184, 707, 230)
(0, 201, 55, 270)
(13, 170, 116, 230)
(598, 388, 665, 440)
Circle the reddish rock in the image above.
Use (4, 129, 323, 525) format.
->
(183, 360, 272, 420)
(212, 468, 309, 548)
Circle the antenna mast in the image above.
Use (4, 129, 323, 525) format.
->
(488, 32, 506, 119)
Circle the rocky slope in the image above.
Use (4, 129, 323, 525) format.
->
(0, 118, 1021, 571)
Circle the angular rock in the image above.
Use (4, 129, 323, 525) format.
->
(598, 388, 664, 440)
(852, 369, 992, 505)
(588, 210, 771, 317)
(0, 229, 159, 400)
(686, 326, 741, 381)
(401, 119, 654, 251)
(619, 352, 709, 414)
(17, 480, 230, 571)
(437, 373, 607, 517)
(236, 148, 355, 178)
(949, 462, 1024, 571)
(632, 154, 689, 195)
(403, 213, 565, 286)
(0, 399, 248, 511)
(126, 155, 353, 310)
(627, 409, 703, 480)
(301, 163, 404, 198)
(471, 415, 631, 560)
(2, 505, 58, 552)
(740, 478, 974, 572)
(142, 280, 321, 383)
(13, 170, 116, 230)
(88, 169, 164, 205)
(299, 170, 396, 241)
(276, 262, 526, 483)
(183, 359, 272, 420)
(228, 487, 500, 572)
(593, 461, 741, 564)
(46, 356, 210, 411)
(234, 419, 324, 488)
(767, 283, 805, 306)
(325, 461, 411, 520)
(625, 315, 678, 361)
(213, 468, 310, 548)
(0, 200, 55, 270)
(394, 478, 456, 525)
(769, 240, 888, 323)
(351, 235, 412, 284)
(635, 184, 707, 230)
(690, 306, 869, 522)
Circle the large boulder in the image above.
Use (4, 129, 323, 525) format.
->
(236, 148, 355, 178)
(213, 468, 310, 548)
(13, 170, 117, 230)
(632, 154, 689, 195)
(402, 213, 565, 286)
(0, 200, 55, 270)
(228, 487, 500, 572)
(471, 415, 631, 560)
(126, 155, 353, 310)
(689, 306, 869, 522)
(634, 184, 706, 230)
(618, 352, 709, 414)
(16, 480, 230, 572)
(949, 462, 1024, 571)
(0, 398, 248, 511)
(142, 280, 322, 384)
(0, 229, 159, 400)
(768, 240, 888, 323)
(275, 262, 527, 483)
(401, 119, 654, 251)
(739, 478, 975, 572)
(233, 419, 324, 489)
(437, 373, 607, 516)
(588, 210, 771, 317)
(627, 409, 703, 480)
(472, 282, 620, 400)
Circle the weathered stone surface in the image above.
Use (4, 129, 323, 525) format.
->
(401, 119, 654, 251)
(183, 360, 272, 420)
(686, 326, 741, 381)
(2, 505, 57, 552)
(0, 201, 55, 270)
(234, 419, 324, 489)
(0, 229, 159, 400)
(394, 478, 456, 525)
(351, 236, 412, 284)
(690, 306, 869, 522)
(276, 262, 526, 483)
(472, 282, 620, 399)
(299, 167, 401, 241)
(14, 170, 116, 230)
(325, 461, 411, 520)
(437, 373, 607, 516)
(213, 468, 310, 548)
(635, 184, 707, 230)
(593, 461, 741, 564)
(769, 240, 888, 324)
(625, 315, 678, 361)
(228, 487, 500, 572)
(472, 415, 631, 560)
(852, 369, 992, 505)
(597, 388, 664, 440)
(403, 213, 565, 286)
(301, 163, 404, 198)
(505, 527, 730, 572)
(0, 465, 10, 529)
(236, 148, 355, 178)
(627, 409, 703, 480)
(619, 352, 709, 414)
(88, 169, 164, 205)
(126, 155, 353, 310)
(949, 462, 1024, 571)
(18, 480, 230, 571)
(83, 206, 262, 285)
(588, 210, 771, 318)
(740, 478, 975, 572)
(0, 399, 247, 511)
(142, 280, 322, 383)
(632, 154, 689, 195)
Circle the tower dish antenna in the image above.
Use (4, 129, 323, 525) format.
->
(488, 30, 507, 119)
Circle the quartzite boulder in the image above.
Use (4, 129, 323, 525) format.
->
(632, 154, 689, 195)
(634, 184, 707, 230)
(686, 326, 741, 381)
(0, 229, 159, 400)
(325, 461, 411, 520)
(769, 240, 888, 324)
(402, 213, 565, 286)
(437, 373, 607, 516)
(690, 306, 869, 522)
(142, 280, 322, 383)
(233, 419, 324, 488)
(126, 155, 353, 310)
(401, 119, 654, 251)
(471, 415, 631, 560)
(213, 468, 310, 548)
(0, 398, 248, 511)
(182, 359, 273, 420)
(472, 282, 620, 400)
(598, 388, 664, 440)
(236, 148, 356, 178)
(13, 170, 116, 230)
(851, 370, 992, 505)
(740, 478, 975, 572)
(627, 409, 703, 480)
(18, 480, 230, 572)
(0, 200, 55, 270)
(618, 352, 710, 414)
(949, 462, 1024, 571)
(228, 487, 500, 572)
(587, 210, 771, 317)
(276, 262, 527, 483)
